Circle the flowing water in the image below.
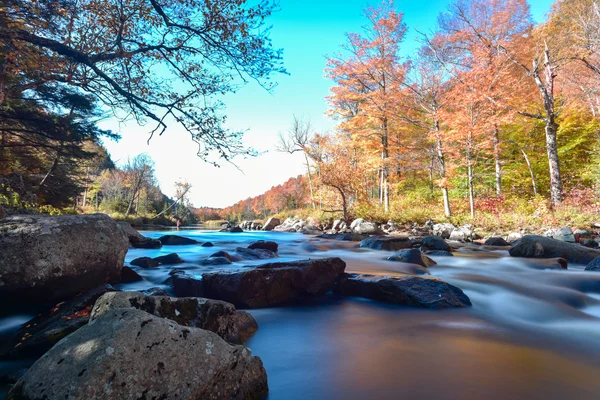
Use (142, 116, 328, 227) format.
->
(3, 230, 600, 399)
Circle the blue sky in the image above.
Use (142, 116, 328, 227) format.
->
(101, 0, 554, 208)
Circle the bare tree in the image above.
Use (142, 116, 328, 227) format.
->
(124, 154, 154, 216)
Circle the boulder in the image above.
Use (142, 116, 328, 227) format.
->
(201, 256, 233, 266)
(350, 219, 381, 235)
(201, 242, 214, 247)
(0, 214, 128, 303)
(202, 258, 347, 308)
(140, 287, 169, 297)
(449, 226, 479, 242)
(130, 256, 160, 268)
(387, 249, 437, 267)
(0, 285, 115, 360)
(248, 240, 279, 253)
(210, 251, 233, 262)
(359, 236, 413, 251)
(553, 227, 576, 243)
(421, 235, 451, 251)
(7, 309, 268, 400)
(574, 229, 593, 238)
(333, 273, 472, 309)
(585, 257, 600, 271)
(158, 235, 199, 245)
(153, 253, 184, 265)
(507, 232, 523, 243)
(116, 222, 161, 249)
(116, 221, 143, 242)
(432, 223, 455, 239)
(220, 226, 244, 233)
(91, 292, 258, 344)
(236, 247, 277, 260)
(509, 235, 600, 264)
(424, 250, 454, 257)
(121, 266, 143, 283)
(484, 237, 510, 246)
(171, 273, 205, 298)
(583, 239, 599, 249)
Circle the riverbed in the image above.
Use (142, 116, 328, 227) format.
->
(3, 230, 600, 399)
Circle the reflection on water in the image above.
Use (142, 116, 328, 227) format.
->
(4, 229, 600, 399)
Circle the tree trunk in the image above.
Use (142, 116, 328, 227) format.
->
(435, 123, 451, 218)
(493, 126, 502, 197)
(304, 152, 315, 209)
(82, 166, 90, 207)
(466, 137, 475, 218)
(545, 119, 562, 206)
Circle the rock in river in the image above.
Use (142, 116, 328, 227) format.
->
(202, 258, 347, 308)
(262, 217, 281, 231)
(421, 235, 451, 251)
(509, 235, 600, 264)
(91, 291, 258, 344)
(236, 247, 277, 260)
(334, 273, 472, 309)
(117, 222, 162, 249)
(484, 237, 510, 246)
(360, 236, 413, 251)
(120, 266, 143, 283)
(0, 214, 127, 304)
(158, 234, 199, 245)
(388, 249, 437, 267)
(7, 309, 268, 400)
(248, 240, 279, 253)
(585, 257, 600, 271)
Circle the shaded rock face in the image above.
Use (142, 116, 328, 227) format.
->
(153, 253, 184, 265)
(387, 249, 437, 268)
(421, 235, 451, 252)
(553, 227, 576, 243)
(509, 235, 600, 264)
(0, 285, 115, 360)
(91, 292, 258, 345)
(334, 273, 472, 309)
(121, 266, 143, 283)
(248, 240, 279, 253)
(210, 251, 233, 262)
(424, 250, 453, 257)
(484, 237, 510, 246)
(117, 222, 163, 249)
(202, 258, 347, 308)
(0, 214, 128, 304)
(158, 235, 199, 245)
(262, 217, 281, 231)
(359, 236, 413, 251)
(7, 309, 268, 400)
(583, 239, 599, 249)
(236, 247, 277, 260)
(171, 273, 205, 298)
(201, 256, 233, 266)
(130, 256, 160, 268)
(586, 257, 600, 271)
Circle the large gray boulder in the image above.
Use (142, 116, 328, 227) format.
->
(432, 223, 455, 239)
(334, 273, 471, 309)
(350, 218, 382, 235)
(117, 222, 162, 249)
(359, 236, 413, 251)
(91, 291, 258, 344)
(202, 258, 346, 308)
(7, 309, 268, 400)
(0, 214, 128, 303)
(387, 249, 437, 267)
(262, 217, 281, 231)
(509, 235, 600, 264)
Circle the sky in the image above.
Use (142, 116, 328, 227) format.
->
(100, 0, 555, 208)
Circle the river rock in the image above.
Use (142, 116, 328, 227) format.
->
(0, 285, 115, 360)
(317, 233, 369, 241)
(91, 292, 258, 344)
(201, 242, 214, 247)
(236, 247, 277, 260)
(7, 309, 268, 400)
(158, 235, 199, 245)
(202, 258, 346, 308)
(421, 235, 451, 251)
(153, 253, 184, 265)
(248, 240, 279, 253)
(201, 256, 233, 266)
(350, 218, 382, 235)
(387, 249, 437, 267)
(432, 223, 455, 239)
(333, 273, 472, 309)
(140, 287, 169, 297)
(507, 232, 523, 243)
(130, 256, 160, 268)
(449, 225, 479, 242)
(210, 251, 233, 262)
(171, 273, 205, 298)
(509, 235, 600, 264)
(484, 237, 510, 246)
(116, 222, 162, 249)
(359, 236, 413, 251)
(585, 257, 600, 271)
(583, 239, 599, 249)
(553, 227, 576, 243)
(424, 250, 454, 257)
(263, 217, 281, 231)
(121, 266, 143, 283)
(0, 214, 127, 304)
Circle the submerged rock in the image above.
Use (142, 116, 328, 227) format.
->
(509, 235, 600, 264)
(91, 291, 258, 344)
(120, 266, 143, 283)
(484, 237, 510, 246)
(359, 236, 413, 251)
(210, 251, 233, 262)
(202, 258, 347, 308)
(387, 249, 437, 267)
(585, 257, 600, 271)
(201, 242, 214, 247)
(7, 309, 268, 400)
(0, 214, 127, 304)
(158, 235, 199, 245)
(334, 273, 471, 309)
(262, 217, 281, 231)
(201, 256, 233, 266)
(248, 240, 279, 253)
(130, 256, 160, 268)
(423, 250, 454, 257)
(317, 233, 369, 241)
(153, 253, 184, 265)
(0, 285, 115, 360)
(236, 247, 277, 260)
(421, 235, 451, 252)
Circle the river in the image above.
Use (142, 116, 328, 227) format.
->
(3, 229, 600, 399)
